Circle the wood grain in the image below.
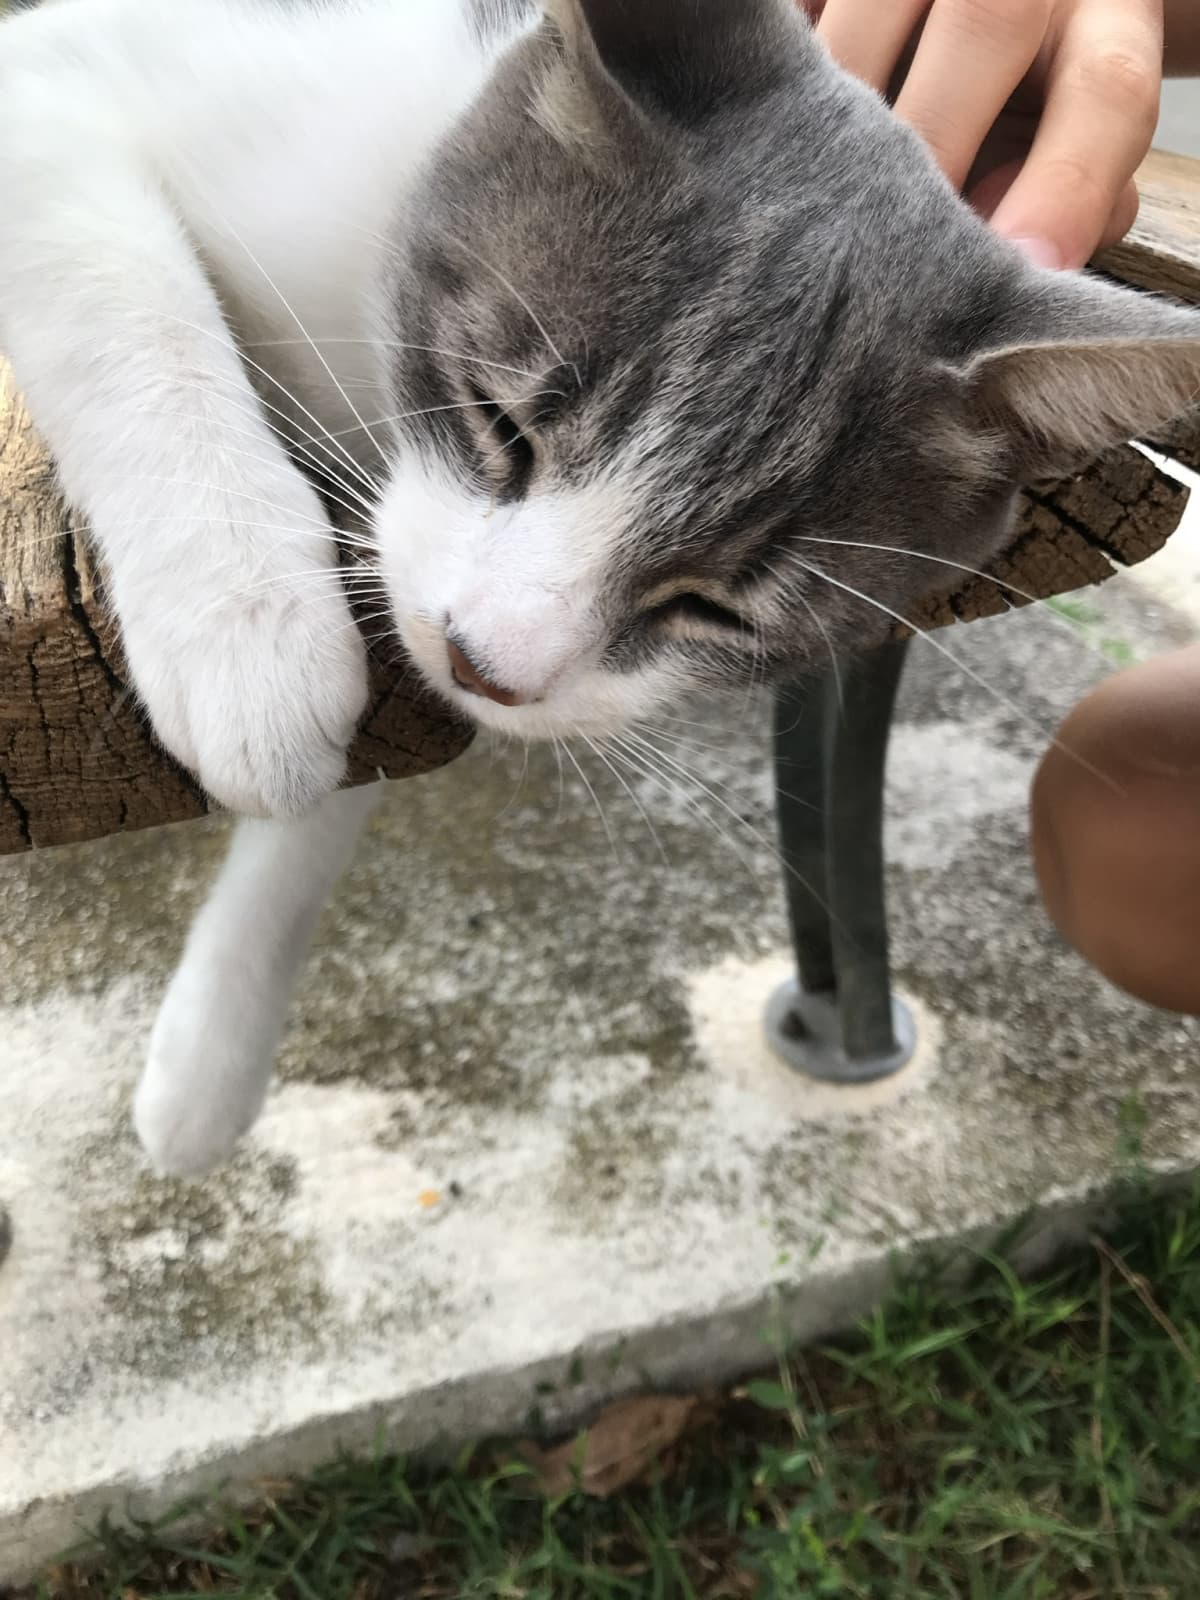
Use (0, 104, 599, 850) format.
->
(2, 147, 1199, 855)
(1099, 149, 1200, 309)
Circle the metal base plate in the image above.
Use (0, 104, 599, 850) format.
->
(765, 978, 916, 1084)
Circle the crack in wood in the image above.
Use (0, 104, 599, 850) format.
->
(0, 769, 32, 850)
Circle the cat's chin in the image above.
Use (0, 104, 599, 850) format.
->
(442, 678, 668, 745)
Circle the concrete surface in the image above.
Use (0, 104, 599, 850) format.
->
(3, 465, 1200, 1581)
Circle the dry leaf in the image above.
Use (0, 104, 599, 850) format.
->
(713, 1573, 761, 1597)
(517, 1393, 699, 1498)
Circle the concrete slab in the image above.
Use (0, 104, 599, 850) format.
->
(3, 490, 1200, 1583)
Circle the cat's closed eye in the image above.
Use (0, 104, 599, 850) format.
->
(651, 591, 751, 636)
(465, 383, 536, 495)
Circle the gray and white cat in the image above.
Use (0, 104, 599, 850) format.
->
(2, 0, 1198, 1176)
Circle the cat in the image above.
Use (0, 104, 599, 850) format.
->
(2, 0, 1198, 1177)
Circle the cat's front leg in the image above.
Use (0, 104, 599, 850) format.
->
(0, 52, 369, 816)
(106, 463, 371, 819)
(135, 784, 384, 1176)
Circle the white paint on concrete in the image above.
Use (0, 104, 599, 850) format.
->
(689, 950, 941, 1119)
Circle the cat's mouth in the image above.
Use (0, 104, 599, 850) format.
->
(395, 609, 676, 743)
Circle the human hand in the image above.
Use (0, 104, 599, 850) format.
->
(1031, 642, 1200, 1015)
(807, 0, 1164, 268)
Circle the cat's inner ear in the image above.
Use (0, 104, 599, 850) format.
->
(545, 0, 803, 125)
(959, 294, 1200, 482)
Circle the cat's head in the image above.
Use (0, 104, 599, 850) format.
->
(371, 0, 1200, 739)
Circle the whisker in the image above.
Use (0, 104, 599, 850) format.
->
(796, 534, 1120, 669)
(133, 306, 383, 497)
(444, 233, 580, 388)
(761, 554, 843, 712)
(791, 556, 1124, 794)
(242, 337, 545, 384)
(149, 370, 383, 512)
(607, 735, 773, 891)
(207, 216, 391, 471)
(614, 729, 834, 912)
(640, 724, 823, 815)
(652, 708, 729, 733)
(29, 515, 373, 552)
(128, 425, 377, 532)
(551, 735, 567, 822)
(582, 734, 668, 864)
(327, 608, 397, 639)
(87, 473, 333, 529)
(492, 733, 533, 821)
(130, 398, 379, 520)
(562, 742, 619, 860)
(185, 560, 350, 629)
(84, 685, 138, 765)
(633, 723, 741, 761)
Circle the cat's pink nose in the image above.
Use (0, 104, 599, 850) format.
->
(447, 640, 524, 707)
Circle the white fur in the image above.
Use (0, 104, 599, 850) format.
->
(0, 0, 496, 811)
(379, 448, 682, 737)
(135, 785, 383, 1175)
(0, 0, 674, 1173)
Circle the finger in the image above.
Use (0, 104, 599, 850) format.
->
(968, 155, 1026, 219)
(970, 160, 1137, 253)
(816, 0, 929, 90)
(990, 0, 1162, 266)
(893, 0, 1053, 190)
(1098, 179, 1142, 249)
(963, 103, 1042, 214)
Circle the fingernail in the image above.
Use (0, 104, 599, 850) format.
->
(1006, 235, 1065, 271)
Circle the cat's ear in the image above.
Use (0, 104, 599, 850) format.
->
(545, 0, 802, 124)
(959, 273, 1200, 481)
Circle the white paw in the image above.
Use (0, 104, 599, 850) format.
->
(134, 990, 276, 1178)
(133, 1065, 259, 1178)
(115, 476, 370, 818)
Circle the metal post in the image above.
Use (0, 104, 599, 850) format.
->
(773, 680, 835, 996)
(765, 640, 915, 1083)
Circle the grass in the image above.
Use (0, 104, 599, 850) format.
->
(24, 1181, 1200, 1600)
(1044, 595, 1139, 668)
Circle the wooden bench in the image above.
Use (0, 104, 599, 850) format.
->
(2, 148, 1198, 858)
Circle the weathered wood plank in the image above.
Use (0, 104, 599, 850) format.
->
(1101, 146, 1200, 475)
(905, 440, 1196, 633)
(2, 146, 1199, 855)
(0, 365, 474, 854)
(1100, 148, 1200, 309)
